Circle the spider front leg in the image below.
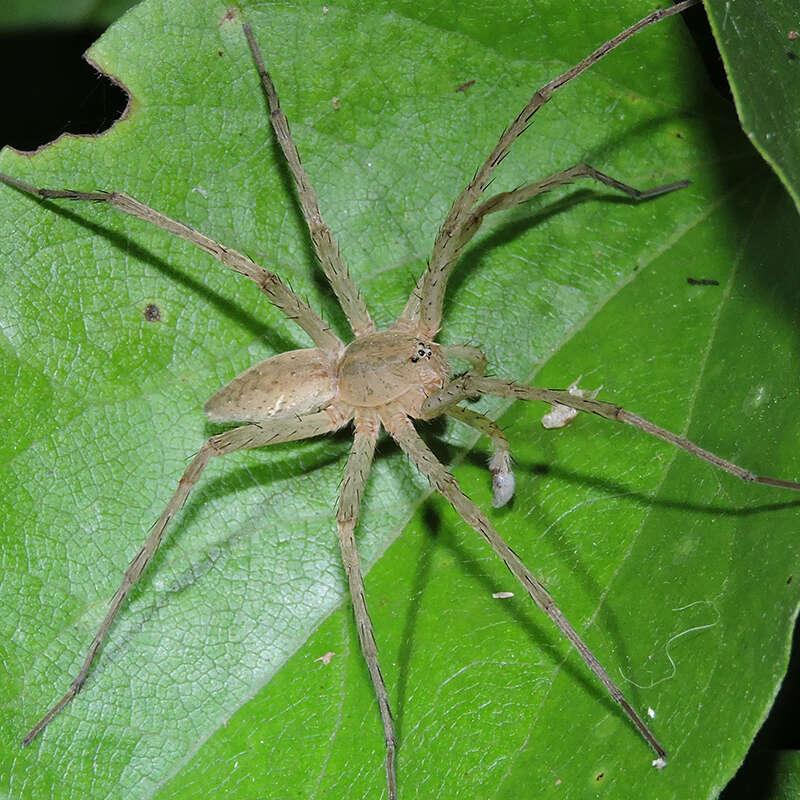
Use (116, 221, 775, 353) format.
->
(336, 412, 398, 799)
(451, 164, 688, 262)
(243, 23, 374, 338)
(381, 408, 666, 760)
(398, 0, 699, 335)
(22, 411, 340, 746)
(401, 164, 688, 334)
(423, 376, 800, 492)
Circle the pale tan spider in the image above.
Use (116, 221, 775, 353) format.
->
(4, 1, 798, 797)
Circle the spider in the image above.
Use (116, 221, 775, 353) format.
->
(3, 1, 798, 796)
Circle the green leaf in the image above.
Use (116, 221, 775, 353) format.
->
(1, 1, 798, 798)
(704, 0, 800, 213)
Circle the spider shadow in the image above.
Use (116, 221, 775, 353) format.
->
(391, 431, 800, 739)
(28, 196, 300, 356)
(392, 506, 436, 738)
(444, 187, 641, 326)
(570, 105, 800, 354)
(390, 472, 615, 738)
(118, 427, 352, 632)
(389, 429, 612, 734)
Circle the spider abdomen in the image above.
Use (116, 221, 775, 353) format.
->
(204, 348, 338, 422)
(338, 330, 448, 414)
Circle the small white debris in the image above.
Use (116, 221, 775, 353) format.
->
(648, 707, 656, 719)
(541, 401, 578, 429)
(191, 185, 209, 199)
(314, 651, 335, 665)
(492, 591, 514, 599)
(541, 377, 601, 430)
(322, 5, 329, 13)
(331, 96, 341, 110)
(652, 757, 667, 771)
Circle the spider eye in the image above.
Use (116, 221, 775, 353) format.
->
(411, 355, 419, 363)
(413, 341, 433, 361)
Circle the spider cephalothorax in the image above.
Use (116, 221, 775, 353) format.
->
(338, 331, 448, 417)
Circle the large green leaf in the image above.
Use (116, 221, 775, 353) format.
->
(704, 0, 800, 213)
(1, 1, 798, 798)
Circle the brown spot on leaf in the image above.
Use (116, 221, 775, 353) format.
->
(219, 8, 239, 25)
(144, 303, 161, 322)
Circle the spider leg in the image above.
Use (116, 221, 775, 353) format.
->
(443, 405, 515, 507)
(0, 172, 341, 353)
(423, 375, 800, 491)
(243, 24, 375, 338)
(381, 408, 666, 759)
(22, 410, 342, 747)
(450, 164, 687, 264)
(400, 165, 687, 328)
(431, 345, 514, 503)
(336, 411, 397, 799)
(399, 0, 699, 336)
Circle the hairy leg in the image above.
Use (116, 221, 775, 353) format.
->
(400, 166, 686, 329)
(423, 375, 800, 491)
(243, 24, 374, 338)
(22, 410, 341, 746)
(450, 164, 687, 266)
(381, 408, 666, 759)
(0, 175, 341, 353)
(336, 411, 397, 798)
(399, 0, 699, 335)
